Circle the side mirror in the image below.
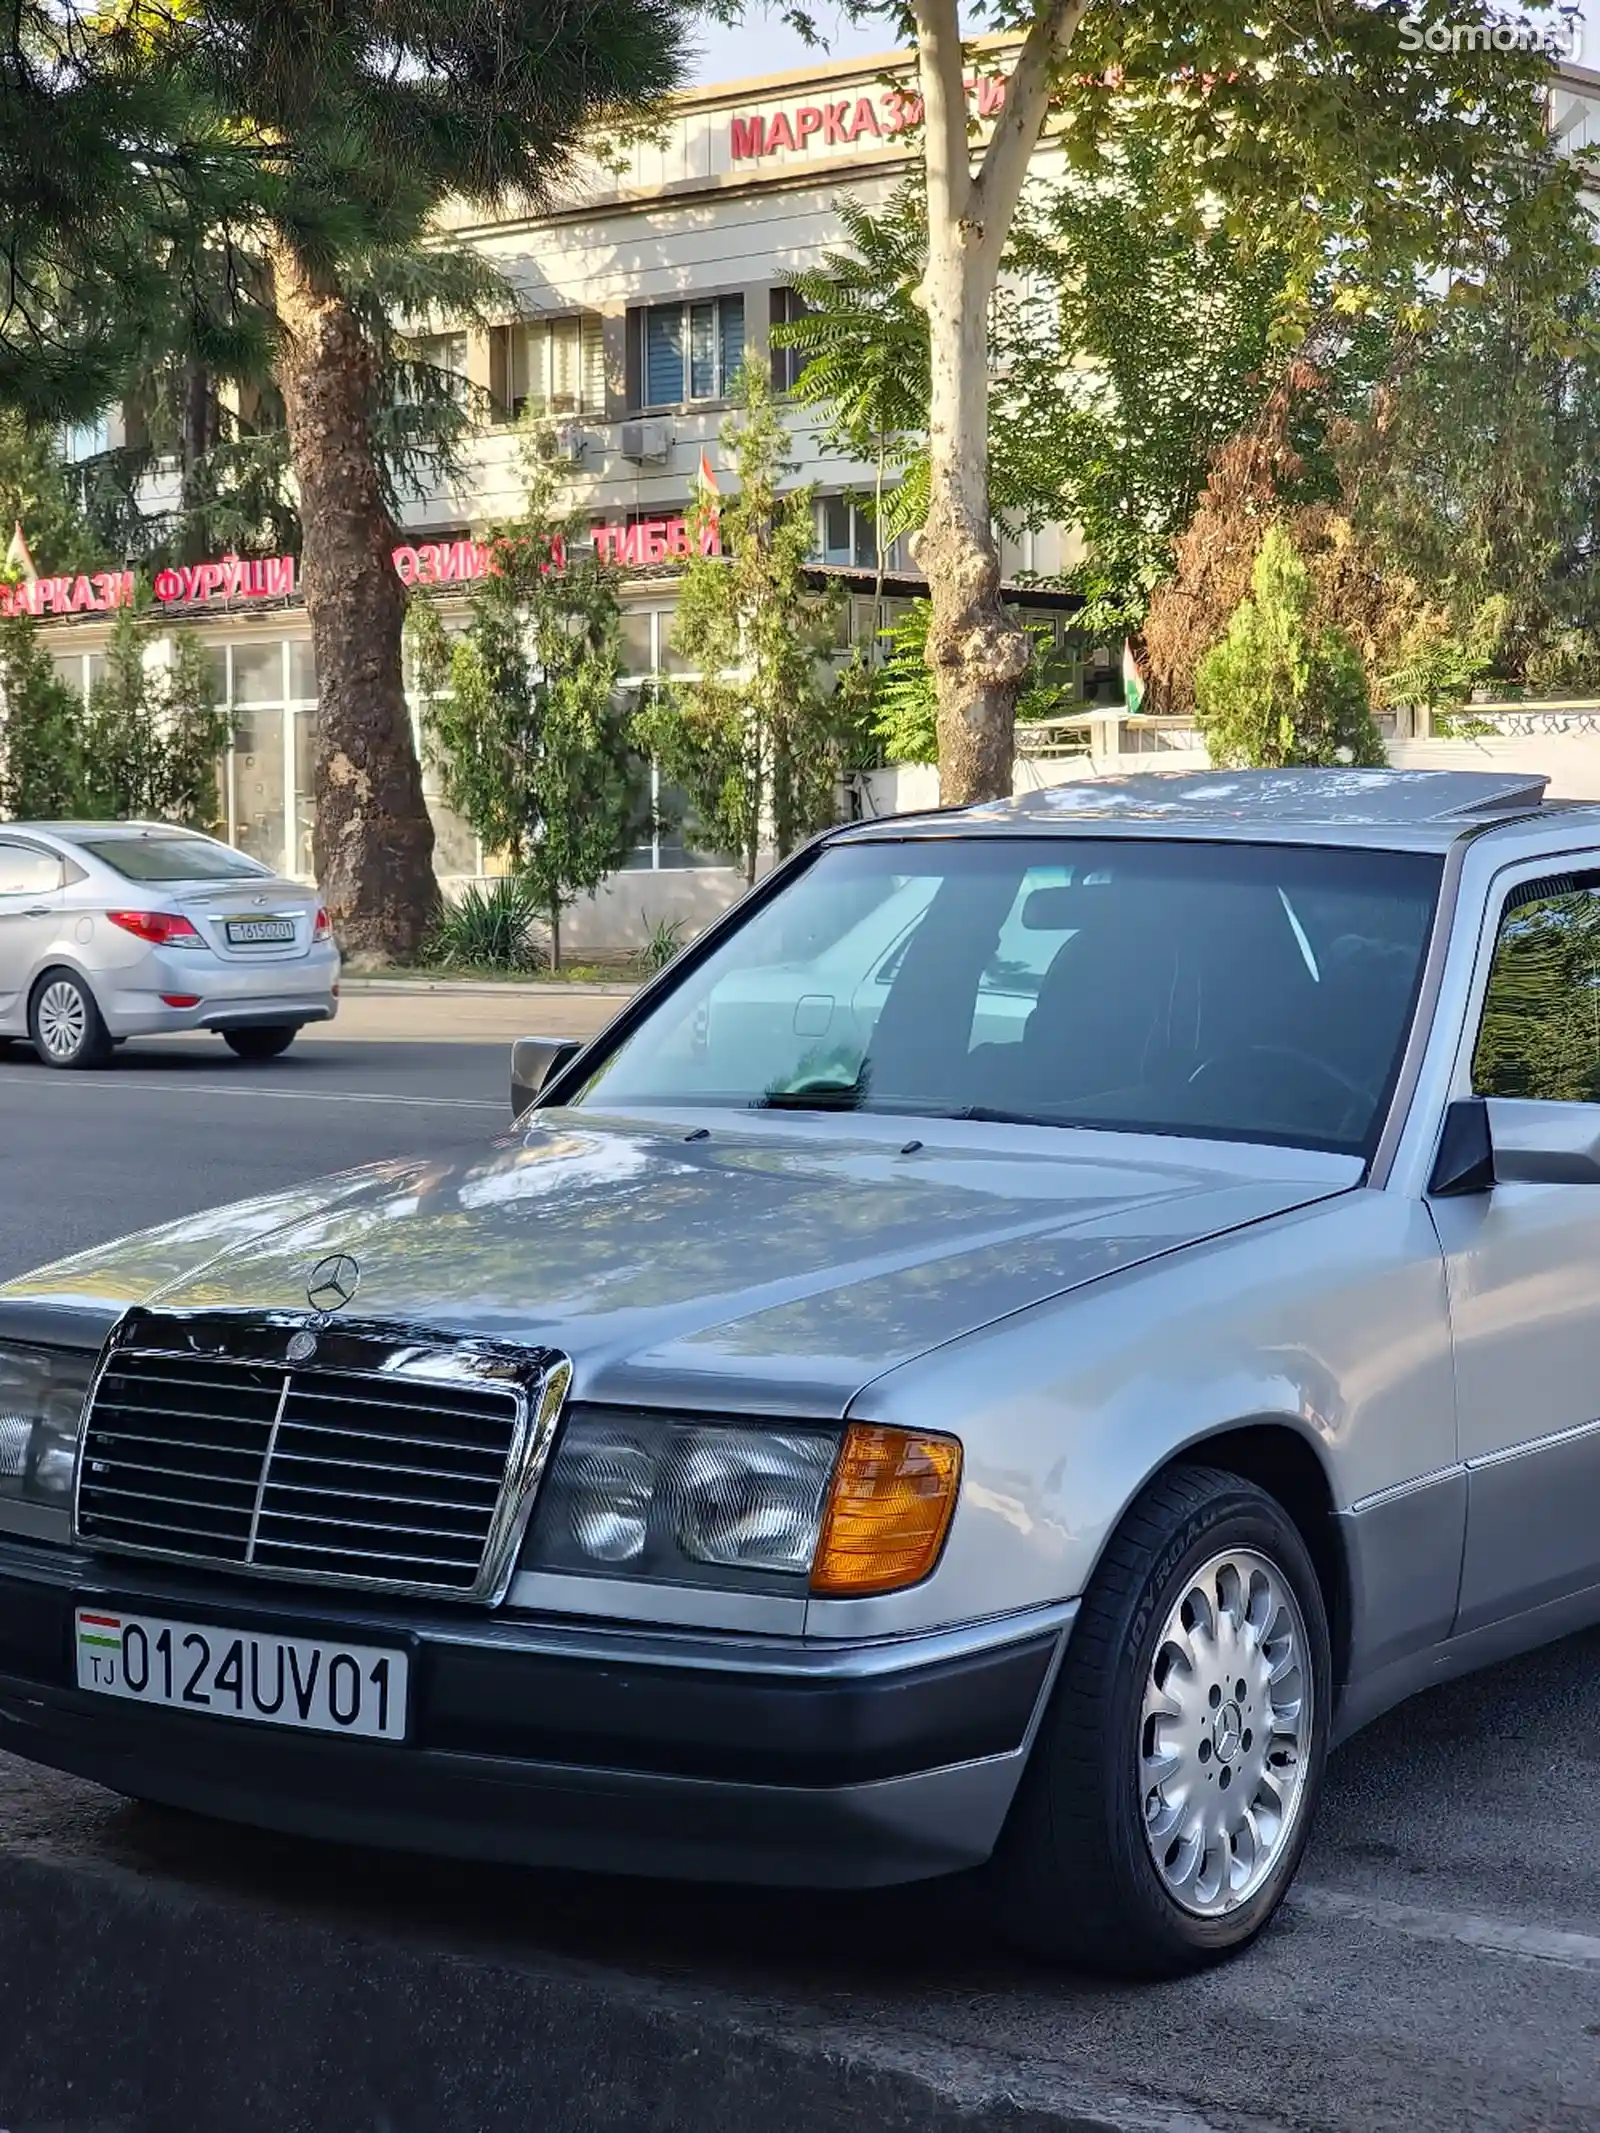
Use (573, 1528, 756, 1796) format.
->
(511, 1036, 584, 1122)
(1430, 1096, 1600, 1196)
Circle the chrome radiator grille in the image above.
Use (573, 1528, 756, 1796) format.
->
(76, 1343, 531, 1598)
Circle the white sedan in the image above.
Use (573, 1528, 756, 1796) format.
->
(0, 820, 339, 1067)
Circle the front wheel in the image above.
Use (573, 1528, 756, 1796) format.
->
(223, 1024, 299, 1062)
(987, 1465, 1330, 1977)
(29, 970, 113, 1070)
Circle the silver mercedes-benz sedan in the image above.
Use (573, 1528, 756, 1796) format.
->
(3, 767, 1597, 1976)
(0, 821, 339, 1066)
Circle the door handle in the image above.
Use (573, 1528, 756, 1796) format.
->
(24, 906, 50, 918)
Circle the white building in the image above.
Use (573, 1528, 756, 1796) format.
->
(21, 52, 1600, 941)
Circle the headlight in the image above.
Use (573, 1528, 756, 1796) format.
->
(0, 1344, 95, 1509)
(521, 1409, 962, 1597)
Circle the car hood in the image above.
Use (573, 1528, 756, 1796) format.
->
(0, 1109, 1362, 1417)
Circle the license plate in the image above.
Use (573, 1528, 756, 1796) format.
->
(225, 917, 296, 944)
(74, 1607, 408, 1741)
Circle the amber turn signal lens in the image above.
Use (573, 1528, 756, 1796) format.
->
(810, 1425, 962, 1597)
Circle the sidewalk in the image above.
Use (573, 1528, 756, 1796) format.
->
(340, 975, 638, 999)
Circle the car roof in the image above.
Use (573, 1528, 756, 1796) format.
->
(4, 822, 204, 844)
(831, 769, 1598, 854)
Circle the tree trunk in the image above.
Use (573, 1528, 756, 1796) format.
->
(270, 243, 437, 960)
(909, 0, 1089, 806)
(549, 905, 562, 972)
(914, 265, 1029, 805)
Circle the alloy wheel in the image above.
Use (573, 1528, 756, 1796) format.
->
(35, 980, 88, 1062)
(1139, 1546, 1314, 1918)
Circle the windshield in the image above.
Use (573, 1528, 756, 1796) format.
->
(79, 837, 273, 883)
(575, 837, 1443, 1156)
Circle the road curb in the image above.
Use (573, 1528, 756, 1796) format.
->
(0, 1829, 1146, 2133)
(339, 977, 638, 999)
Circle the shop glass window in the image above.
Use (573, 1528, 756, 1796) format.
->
(50, 654, 85, 696)
(618, 609, 656, 676)
(287, 640, 316, 700)
(231, 642, 283, 705)
(230, 705, 286, 869)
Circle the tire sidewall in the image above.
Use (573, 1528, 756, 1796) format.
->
(1099, 1481, 1332, 1965)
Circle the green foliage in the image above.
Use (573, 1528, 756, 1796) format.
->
(0, 603, 227, 826)
(79, 608, 230, 827)
(638, 915, 687, 974)
(421, 878, 546, 974)
(1196, 526, 1384, 770)
(864, 603, 1081, 765)
(635, 368, 849, 883)
(0, 4, 273, 424)
(777, 187, 930, 548)
(1340, 184, 1600, 682)
(1473, 889, 1600, 1103)
(0, 615, 86, 817)
(1379, 601, 1509, 721)
(416, 439, 636, 968)
(0, 418, 107, 577)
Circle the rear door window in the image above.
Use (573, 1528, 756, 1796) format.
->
(0, 842, 63, 896)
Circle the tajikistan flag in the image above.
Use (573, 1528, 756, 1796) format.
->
(1122, 639, 1146, 716)
(3, 522, 36, 582)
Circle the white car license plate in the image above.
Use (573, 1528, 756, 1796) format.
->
(226, 917, 296, 944)
(74, 1607, 408, 1741)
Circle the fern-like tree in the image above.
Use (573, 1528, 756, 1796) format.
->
(1196, 525, 1383, 771)
(413, 451, 636, 970)
(637, 369, 848, 885)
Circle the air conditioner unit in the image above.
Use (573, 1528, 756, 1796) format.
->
(536, 423, 587, 465)
(619, 419, 672, 464)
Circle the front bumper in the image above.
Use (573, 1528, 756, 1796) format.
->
(0, 1540, 1070, 1887)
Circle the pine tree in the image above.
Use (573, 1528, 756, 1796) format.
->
(0, 614, 87, 817)
(415, 448, 636, 970)
(1196, 526, 1384, 770)
(638, 369, 849, 884)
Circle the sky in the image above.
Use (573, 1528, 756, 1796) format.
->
(686, 2, 1600, 86)
(687, 7, 900, 85)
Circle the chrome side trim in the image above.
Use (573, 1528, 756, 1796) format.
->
(1348, 1463, 1465, 1516)
(1465, 1413, 1600, 1473)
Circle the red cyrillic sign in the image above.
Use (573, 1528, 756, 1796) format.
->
(1, 570, 136, 618)
(729, 72, 1007, 162)
(6, 514, 721, 621)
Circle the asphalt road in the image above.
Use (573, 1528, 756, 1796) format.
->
(2, 992, 1600, 2131)
(0, 987, 622, 1282)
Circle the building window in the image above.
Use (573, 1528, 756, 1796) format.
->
(405, 332, 469, 404)
(769, 286, 811, 392)
(492, 314, 604, 420)
(816, 495, 910, 574)
(629, 296, 745, 410)
(60, 415, 110, 464)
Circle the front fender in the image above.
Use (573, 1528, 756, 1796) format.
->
(808, 1189, 1457, 1644)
